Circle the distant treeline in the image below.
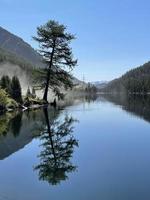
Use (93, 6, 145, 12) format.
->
(102, 61, 150, 94)
(85, 83, 98, 93)
(0, 47, 35, 71)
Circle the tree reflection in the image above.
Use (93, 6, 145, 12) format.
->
(10, 112, 22, 137)
(34, 108, 78, 185)
(84, 93, 98, 103)
(0, 112, 22, 136)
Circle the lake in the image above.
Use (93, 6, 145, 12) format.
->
(0, 94, 150, 200)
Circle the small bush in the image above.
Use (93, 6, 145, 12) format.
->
(0, 89, 18, 110)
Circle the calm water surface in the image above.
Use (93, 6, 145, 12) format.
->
(0, 95, 150, 200)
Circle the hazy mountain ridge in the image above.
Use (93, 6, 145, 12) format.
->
(0, 47, 34, 70)
(0, 26, 44, 68)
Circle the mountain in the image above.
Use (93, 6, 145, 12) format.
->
(102, 61, 150, 93)
(0, 26, 44, 68)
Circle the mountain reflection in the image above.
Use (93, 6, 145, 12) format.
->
(102, 94, 150, 123)
(0, 109, 45, 160)
(34, 108, 78, 185)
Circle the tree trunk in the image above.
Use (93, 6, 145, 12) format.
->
(43, 108, 57, 164)
(43, 69, 50, 102)
(43, 40, 56, 102)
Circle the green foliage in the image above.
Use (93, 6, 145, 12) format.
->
(0, 75, 11, 95)
(0, 112, 22, 136)
(0, 75, 22, 105)
(6, 98, 18, 110)
(0, 115, 9, 135)
(33, 20, 77, 101)
(0, 89, 18, 110)
(0, 89, 9, 107)
(0, 113, 13, 135)
(23, 96, 46, 107)
(11, 76, 22, 103)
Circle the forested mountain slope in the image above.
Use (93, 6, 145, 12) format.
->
(103, 61, 150, 93)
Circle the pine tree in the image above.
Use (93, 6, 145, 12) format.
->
(11, 76, 22, 103)
(32, 87, 36, 98)
(26, 86, 32, 98)
(33, 20, 77, 102)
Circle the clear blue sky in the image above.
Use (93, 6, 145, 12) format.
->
(1, 0, 150, 81)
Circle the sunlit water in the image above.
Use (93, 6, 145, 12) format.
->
(0, 95, 150, 200)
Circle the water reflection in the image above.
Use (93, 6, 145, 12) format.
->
(2, 95, 150, 199)
(0, 110, 45, 160)
(102, 94, 150, 123)
(0, 106, 79, 185)
(1, 94, 150, 186)
(35, 108, 78, 185)
(10, 112, 23, 137)
(0, 112, 17, 136)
